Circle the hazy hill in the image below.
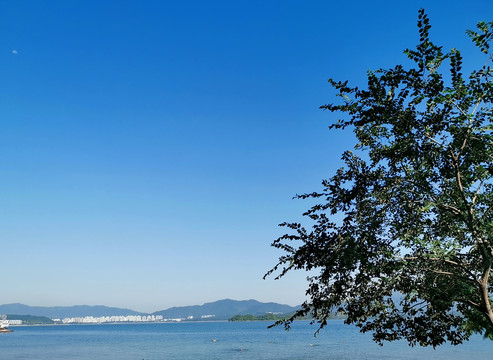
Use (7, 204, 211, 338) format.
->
(0, 303, 145, 319)
(152, 299, 300, 320)
(0, 300, 300, 320)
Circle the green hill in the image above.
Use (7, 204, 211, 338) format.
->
(153, 299, 300, 320)
(7, 314, 54, 325)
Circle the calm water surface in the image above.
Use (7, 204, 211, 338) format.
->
(0, 320, 491, 359)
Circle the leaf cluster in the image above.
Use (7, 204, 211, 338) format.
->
(266, 9, 493, 347)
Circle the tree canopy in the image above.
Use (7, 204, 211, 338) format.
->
(266, 10, 493, 347)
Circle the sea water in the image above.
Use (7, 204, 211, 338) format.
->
(0, 320, 491, 359)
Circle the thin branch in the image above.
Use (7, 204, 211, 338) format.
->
(431, 270, 480, 286)
(433, 270, 455, 276)
(446, 98, 470, 118)
(459, 299, 481, 311)
(436, 203, 462, 215)
(401, 256, 478, 282)
(471, 96, 484, 115)
(459, 120, 474, 155)
(424, 133, 448, 151)
(472, 179, 484, 205)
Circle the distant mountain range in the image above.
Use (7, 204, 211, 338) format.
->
(0, 300, 300, 320)
(152, 299, 299, 320)
(0, 303, 144, 319)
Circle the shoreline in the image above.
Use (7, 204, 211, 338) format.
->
(8, 319, 320, 327)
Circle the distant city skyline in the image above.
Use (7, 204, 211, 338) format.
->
(1, 0, 492, 313)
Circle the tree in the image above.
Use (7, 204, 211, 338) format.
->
(265, 10, 493, 347)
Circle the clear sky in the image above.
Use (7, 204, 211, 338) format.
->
(1, 0, 492, 313)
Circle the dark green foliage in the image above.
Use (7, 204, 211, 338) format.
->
(266, 10, 493, 347)
(7, 314, 54, 325)
(229, 313, 295, 322)
(229, 312, 312, 322)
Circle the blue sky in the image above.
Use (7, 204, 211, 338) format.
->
(1, 0, 492, 313)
